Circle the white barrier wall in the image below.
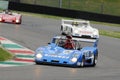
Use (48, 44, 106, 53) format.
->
(0, 1, 8, 9)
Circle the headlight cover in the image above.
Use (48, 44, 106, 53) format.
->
(71, 53, 79, 63)
(71, 57, 77, 63)
(0, 18, 2, 21)
(93, 30, 99, 38)
(16, 20, 19, 23)
(74, 30, 79, 33)
(93, 35, 98, 38)
(36, 53, 43, 59)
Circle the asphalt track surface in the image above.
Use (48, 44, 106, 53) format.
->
(0, 15, 120, 80)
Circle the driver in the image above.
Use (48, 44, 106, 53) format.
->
(82, 22, 88, 28)
(64, 35, 75, 49)
(4, 9, 12, 15)
(72, 21, 79, 26)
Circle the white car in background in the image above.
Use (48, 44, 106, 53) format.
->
(60, 19, 99, 39)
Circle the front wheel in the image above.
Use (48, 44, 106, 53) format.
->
(80, 56, 85, 67)
(18, 18, 22, 24)
(92, 53, 98, 67)
(17, 16, 22, 24)
(70, 28, 73, 35)
(60, 25, 63, 31)
(35, 61, 40, 65)
(60, 26, 65, 35)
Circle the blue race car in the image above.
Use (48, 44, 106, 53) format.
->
(34, 35, 99, 67)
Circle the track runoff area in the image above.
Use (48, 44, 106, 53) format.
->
(0, 37, 34, 67)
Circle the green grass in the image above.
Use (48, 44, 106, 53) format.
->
(19, 0, 120, 16)
(91, 21, 120, 27)
(100, 30, 120, 39)
(63, 0, 120, 16)
(0, 47, 13, 61)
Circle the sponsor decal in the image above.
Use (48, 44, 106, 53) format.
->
(64, 50, 72, 54)
(80, 31, 92, 34)
(44, 54, 69, 59)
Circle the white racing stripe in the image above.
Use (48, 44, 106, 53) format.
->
(5, 48, 34, 51)
(0, 64, 20, 67)
(8, 60, 35, 64)
(0, 36, 35, 67)
(15, 53, 34, 56)
(15, 57, 34, 60)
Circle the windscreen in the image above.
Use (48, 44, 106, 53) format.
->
(52, 37, 94, 50)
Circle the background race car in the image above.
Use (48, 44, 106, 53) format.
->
(34, 35, 99, 67)
(0, 10, 22, 24)
(61, 19, 99, 39)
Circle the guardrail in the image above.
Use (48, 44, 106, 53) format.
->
(8, 1, 120, 24)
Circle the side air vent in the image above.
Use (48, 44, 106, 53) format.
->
(63, 61, 67, 64)
(51, 60, 59, 63)
(43, 59, 47, 62)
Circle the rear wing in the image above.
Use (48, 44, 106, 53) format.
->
(61, 19, 90, 25)
(71, 37, 98, 46)
(73, 37, 99, 47)
(74, 37, 99, 47)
